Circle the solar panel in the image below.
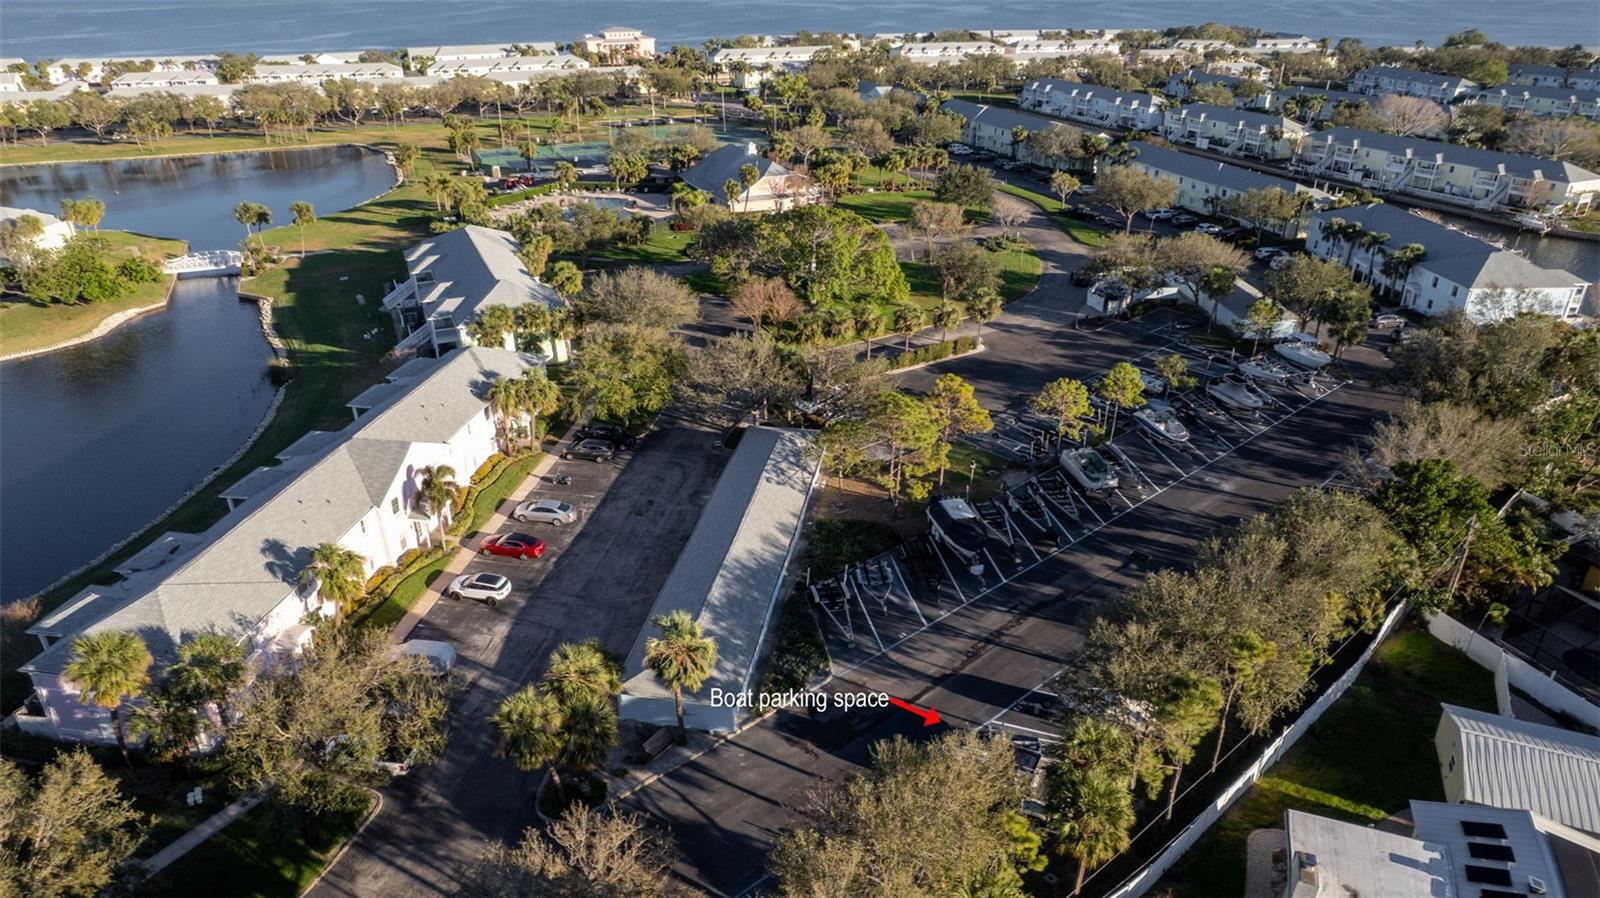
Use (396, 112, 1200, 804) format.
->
(1461, 821, 1510, 839)
(1465, 865, 1515, 887)
(1468, 843, 1517, 862)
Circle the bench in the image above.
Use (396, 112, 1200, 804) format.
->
(642, 728, 675, 760)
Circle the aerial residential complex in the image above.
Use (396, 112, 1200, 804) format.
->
(1126, 141, 1323, 238)
(17, 347, 538, 743)
(1018, 78, 1166, 130)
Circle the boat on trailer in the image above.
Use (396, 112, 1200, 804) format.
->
(1060, 447, 1120, 492)
(1132, 399, 1190, 444)
(928, 496, 987, 576)
(1207, 373, 1268, 411)
(1237, 356, 1293, 383)
(1274, 340, 1332, 370)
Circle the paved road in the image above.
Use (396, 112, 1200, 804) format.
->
(622, 319, 1402, 895)
(309, 415, 727, 898)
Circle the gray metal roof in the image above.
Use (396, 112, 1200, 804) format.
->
(1127, 141, 1302, 194)
(1166, 102, 1299, 131)
(1477, 84, 1600, 103)
(1283, 810, 1447, 898)
(1440, 703, 1600, 835)
(622, 428, 819, 702)
(941, 99, 1071, 136)
(22, 347, 535, 676)
(680, 142, 794, 204)
(1410, 800, 1570, 898)
(1353, 65, 1476, 92)
(1309, 127, 1600, 184)
(1309, 204, 1586, 290)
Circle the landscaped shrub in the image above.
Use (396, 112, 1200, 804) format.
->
(116, 254, 164, 283)
(364, 565, 396, 593)
(470, 453, 506, 483)
(395, 548, 424, 570)
(890, 335, 979, 369)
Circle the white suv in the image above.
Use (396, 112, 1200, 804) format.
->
(447, 572, 512, 606)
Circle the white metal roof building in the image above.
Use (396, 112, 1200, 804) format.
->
(1283, 809, 1449, 898)
(620, 427, 820, 733)
(1437, 704, 1600, 836)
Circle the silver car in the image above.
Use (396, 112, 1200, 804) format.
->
(513, 498, 579, 526)
(447, 572, 512, 606)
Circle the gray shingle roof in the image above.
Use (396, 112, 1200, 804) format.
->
(403, 225, 563, 324)
(1127, 141, 1302, 193)
(622, 428, 819, 702)
(1310, 204, 1586, 290)
(1024, 78, 1162, 108)
(1477, 85, 1600, 103)
(1353, 66, 1476, 92)
(1308, 127, 1600, 183)
(680, 142, 792, 203)
(22, 347, 535, 676)
(1166, 103, 1298, 131)
(1440, 703, 1600, 834)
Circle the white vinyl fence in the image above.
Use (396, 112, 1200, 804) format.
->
(1425, 611, 1599, 723)
(1099, 599, 1412, 898)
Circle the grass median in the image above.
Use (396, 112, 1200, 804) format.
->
(996, 182, 1113, 247)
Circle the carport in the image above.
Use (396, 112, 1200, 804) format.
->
(619, 426, 820, 733)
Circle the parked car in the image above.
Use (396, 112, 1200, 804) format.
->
(562, 439, 615, 462)
(1217, 226, 1245, 242)
(1254, 246, 1288, 262)
(1070, 267, 1098, 287)
(1372, 313, 1405, 329)
(577, 422, 637, 448)
(447, 572, 512, 605)
(1145, 208, 1177, 221)
(1170, 213, 1197, 226)
(1193, 223, 1224, 236)
(479, 532, 548, 559)
(947, 143, 973, 156)
(1268, 253, 1294, 270)
(513, 498, 579, 526)
(1075, 184, 1097, 194)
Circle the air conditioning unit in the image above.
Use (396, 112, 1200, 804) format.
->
(1529, 876, 1548, 895)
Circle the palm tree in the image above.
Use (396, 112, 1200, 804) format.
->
(540, 640, 622, 706)
(1011, 125, 1031, 160)
(722, 178, 743, 210)
(932, 302, 961, 342)
(1379, 243, 1426, 299)
(492, 685, 568, 794)
(1053, 769, 1135, 894)
(853, 305, 880, 359)
(643, 610, 717, 744)
(967, 288, 1003, 346)
(1358, 230, 1391, 283)
(297, 542, 366, 621)
(167, 632, 247, 725)
(289, 200, 315, 257)
(62, 631, 152, 765)
(414, 465, 458, 547)
(487, 376, 525, 452)
(555, 692, 618, 783)
(517, 370, 561, 451)
(892, 303, 926, 351)
(738, 162, 760, 214)
(233, 201, 271, 253)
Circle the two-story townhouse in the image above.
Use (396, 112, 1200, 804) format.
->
(1573, 65, 1600, 92)
(1244, 35, 1323, 54)
(1161, 103, 1306, 160)
(1306, 204, 1589, 321)
(17, 347, 536, 744)
(109, 70, 220, 89)
(576, 26, 656, 59)
(1347, 66, 1478, 103)
(1124, 142, 1323, 238)
(890, 42, 1004, 64)
(407, 43, 559, 64)
(1164, 69, 1256, 101)
(940, 99, 1086, 165)
(708, 46, 830, 89)
(248, 62, 403, 84)
(1473, 85, 1600, 121)
(382, 226, 570, 359)
(1506, 63, 1574, 88)
(1018, 78, 1166, 131)
(1293, 127, 1600, 214)
(428, 55, 589, 77)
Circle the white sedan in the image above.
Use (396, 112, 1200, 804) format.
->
(513, 498, 579, 526)
(446, 572, 512, 606)
(1193, 223, 1224, 236)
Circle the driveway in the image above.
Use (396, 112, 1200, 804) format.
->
(309, 413, 728, 898)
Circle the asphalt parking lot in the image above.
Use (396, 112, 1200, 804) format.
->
(310, 413, 728, 898)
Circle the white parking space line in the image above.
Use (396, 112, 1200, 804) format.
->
(890, 560, 929, 626)
(993, 721, 1063, 741)
(852, 582, 886, 652)
(932, 543, 966, 604)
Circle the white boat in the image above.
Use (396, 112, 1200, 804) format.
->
(1207, 374, 1268, 411)
(1060, 447, 1120, 492)
(1237, 357, 1293, 383)
(1138, 370, 1166, 395)
(928, 496, 987, 576)
(1133, 400, 1190, 444)
(1274, 341, 1332, 370)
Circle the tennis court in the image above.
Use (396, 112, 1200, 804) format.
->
(473, 122, 767, 173)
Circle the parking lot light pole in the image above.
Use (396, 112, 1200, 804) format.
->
(966, 462, 977, 501)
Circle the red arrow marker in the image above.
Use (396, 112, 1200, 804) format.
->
(887, 697, 942, 727)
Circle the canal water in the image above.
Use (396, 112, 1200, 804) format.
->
(0, 146, 396, 602)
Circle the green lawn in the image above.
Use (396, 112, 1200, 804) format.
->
(1159, 628, 1497, 898)
(353, 554, 456, 633)
(836, 186, 987, 225)
(460, 454, 540, 535)
(0, 231, 187, 357)
(139, 799, 371, 898)
(583, 223, 696, 266)
(900, 245, 1041, 310)
(996, 182, 1113, 247)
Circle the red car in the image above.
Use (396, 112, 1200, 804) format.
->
(479, 533, 547, 559)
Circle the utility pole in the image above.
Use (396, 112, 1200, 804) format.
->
(1442, 513, 1479, 604)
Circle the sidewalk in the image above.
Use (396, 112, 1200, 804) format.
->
(140, 793, 263, 875)
(390, 423, 580, 643)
